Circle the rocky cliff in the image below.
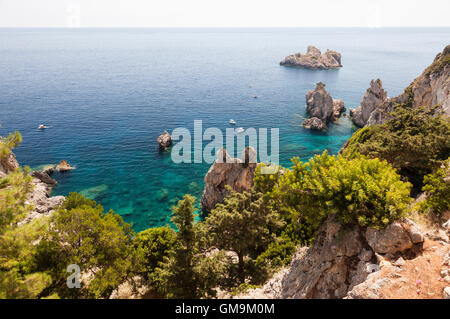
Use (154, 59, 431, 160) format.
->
(362, 45, 450, 126)
(201, 147, 257, 213)
(350, 79, 387, 127)
(235, 214, 450, 299)
(280, 46, 342, 70)
(0, 148, 64, 224)
(303, 82, 345, 130)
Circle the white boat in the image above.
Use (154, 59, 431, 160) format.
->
(229, 119, 236, 125)
(235, 127, 244, 134)
(38, 124, 48, 129)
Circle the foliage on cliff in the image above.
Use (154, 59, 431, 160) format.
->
(34, 193, 139, 299)
(205, 187, 283, 283)
(153, 195, 226, 298)
(341, 105, 450, 188)
(256, 151, 412, 231)
(419, 157, 450, 216)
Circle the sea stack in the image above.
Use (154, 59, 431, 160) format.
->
(201, 147, 257, 213)
(280, 46, 342, 70)
(157, 131, 172, 150)
(350, 79, 387, 127)
(303, 82, 345, 130)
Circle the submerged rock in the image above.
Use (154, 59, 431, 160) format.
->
(201, 147, 257, 213)
(303, 82, 345, 129)
(157, 131, 172, 150)
(350, 79, 387, 127)
(280, 45, 343, 70)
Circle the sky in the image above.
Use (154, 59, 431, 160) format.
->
(0, 0, 449, 28)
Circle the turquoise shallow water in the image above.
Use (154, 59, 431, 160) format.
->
(1, 28, 449, 231)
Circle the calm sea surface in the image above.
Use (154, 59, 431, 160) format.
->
(1, 28, 449, 231)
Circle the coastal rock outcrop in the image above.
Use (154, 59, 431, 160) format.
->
(350, 79, 387, 127)
(21, 177, 65, 224)
(233, 216, 441, 299)
(0, 148, 64, 224)
(31, 170, 57, 185)
(201, 147, 257, 213)
(280, 46, 342, 70)
(302, 117, 326, 130)
(55, 160, 74, 172)
(157, 131, 172, 150)
(366, 45, 450, 126)
(303, 82, 345, 130)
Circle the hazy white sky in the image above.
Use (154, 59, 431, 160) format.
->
(0, 0, 449, 28)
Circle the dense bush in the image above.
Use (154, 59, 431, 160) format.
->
(341, 105, 450, 190)
(205, 187, 283, 283)
(154, 195, 226, 298)
(35, 193, 138, 299)
(134, 226, 176, 281)
(420, 158, 450, 216)
(255, 151, 412, 231)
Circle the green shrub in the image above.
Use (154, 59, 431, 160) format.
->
(134, 226, 176, 280)
(255, 151, 412, 232)
(420, 158, 450, 216)
(341, 105, 450, 190)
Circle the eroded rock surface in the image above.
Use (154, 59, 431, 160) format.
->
(303, 82, 345, 130)
(350, 79, 387, 127)
(201, 147, 257, 213)
(367, 45, 450, 125)
(157, 131, 172, 150)
(280, 46, 342, 70)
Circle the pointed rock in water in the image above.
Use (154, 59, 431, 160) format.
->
(201, 147, 257, 213)
(56, 160, 74, 172)
(350, 79, 387, 127)
(280, 45, 342, 70)
(303, 82, 345, 129)
(157, 131, 172, 150)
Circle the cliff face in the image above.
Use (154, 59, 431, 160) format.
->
(0, 139, 19, 176)
(350, 79, 387, 127)
(201, 147, 257, 213)
(280, 46, 342, 70)
(235, 214, 450, 299)
(366, 45, 450, 126)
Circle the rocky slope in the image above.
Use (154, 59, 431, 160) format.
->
(0, 148, 64, 224)
(235, 213, 450, 299)
(361, 45, 450, 126)
(280, 46, 342, 70)
(303, 82, 345, 130)
(350, 79, 387, 127)
(201, 147, 257, 213)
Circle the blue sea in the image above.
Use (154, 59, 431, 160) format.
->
(1, 28, 449, 231)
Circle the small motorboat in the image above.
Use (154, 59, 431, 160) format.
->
(235, 127, 244, 134)
(229, 119, 236, 125)
(38, 124, 48, 130)
(253, 95, 258, 99)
